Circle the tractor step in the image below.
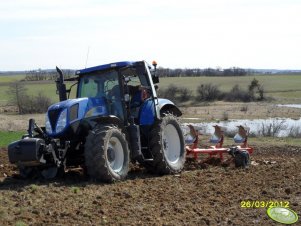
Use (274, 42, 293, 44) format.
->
(141, 146, 154, 161)
(143, 158, 154, 162)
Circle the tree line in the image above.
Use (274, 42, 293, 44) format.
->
(156, 67, 252, 77)
(158, 78, 265, 104)
(22, 67, 252, 81)
(24, 69, 75, 81)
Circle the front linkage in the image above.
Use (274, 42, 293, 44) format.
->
(8, 119, 69, 178)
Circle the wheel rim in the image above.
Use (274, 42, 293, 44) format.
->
(162, 124, 181, 164)
(107, 136, 124, 173)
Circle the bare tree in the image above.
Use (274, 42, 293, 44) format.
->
(248, 78, 265, 101)
(8, 83, 51, 114)
(25, 69, 47, 81)
(8, 82, 28, 114)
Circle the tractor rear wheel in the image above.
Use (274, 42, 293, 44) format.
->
(148, 115, 186, 174)
(84, 124, 130, 182)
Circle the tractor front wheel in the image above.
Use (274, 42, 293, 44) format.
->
(149, 115, 186, 174)
(84, 124, 130, 182)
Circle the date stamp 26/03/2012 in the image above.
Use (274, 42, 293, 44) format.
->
(240, 200, 289, 208)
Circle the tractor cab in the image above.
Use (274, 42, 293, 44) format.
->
(75, 61, 159, 126)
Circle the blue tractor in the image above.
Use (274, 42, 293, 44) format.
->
(8, 61, 185, 182)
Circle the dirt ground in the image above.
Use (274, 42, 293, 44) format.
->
(0, 144, 300, 225)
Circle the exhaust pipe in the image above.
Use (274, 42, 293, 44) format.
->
(56, 66, 67, 101)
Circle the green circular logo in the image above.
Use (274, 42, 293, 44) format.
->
(267, 207, 299, 224)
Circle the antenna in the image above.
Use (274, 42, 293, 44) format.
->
(85, 46, 90, 68)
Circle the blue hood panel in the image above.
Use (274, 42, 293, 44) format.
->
(47, 97, 109, 136)
(48, 98, 88, 112)
(48, 98, 108, 118)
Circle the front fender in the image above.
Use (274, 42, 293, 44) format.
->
(158, 98, 182, 117)
(85, 115, 124, 129)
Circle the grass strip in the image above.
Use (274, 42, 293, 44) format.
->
(0, 131, 24, 148)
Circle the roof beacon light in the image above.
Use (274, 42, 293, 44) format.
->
(152, 60, 157, 68)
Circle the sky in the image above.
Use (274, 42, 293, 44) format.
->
(0, 0, 300, 71)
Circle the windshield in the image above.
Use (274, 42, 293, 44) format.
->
(78, 69, 120, 98)
(77, 69, 124, 120)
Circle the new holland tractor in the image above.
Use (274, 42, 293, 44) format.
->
(8, 61, 185, 182)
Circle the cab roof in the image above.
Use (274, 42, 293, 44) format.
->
(76, 61, 136, 75)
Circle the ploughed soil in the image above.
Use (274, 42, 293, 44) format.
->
(0, 144, 300, 225)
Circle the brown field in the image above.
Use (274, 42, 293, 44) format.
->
(0, 98, 300, 225)
(0, 143, 300, 225)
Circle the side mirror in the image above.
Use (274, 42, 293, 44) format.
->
(152, 75, 159, 84)
(151, 60, 159, 84)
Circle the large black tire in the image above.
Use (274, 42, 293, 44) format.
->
(84, 124, 130, 182)
(148, 115, 186, 174)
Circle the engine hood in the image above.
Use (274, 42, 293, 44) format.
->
(48, 98, 88, 111)
(46, 97, 109, 136)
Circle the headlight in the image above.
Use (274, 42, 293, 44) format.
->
(45, 114, 52, 134)
(56, 108, 68, 133)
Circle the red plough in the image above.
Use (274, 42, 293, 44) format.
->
(185, 125, 254, 167)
